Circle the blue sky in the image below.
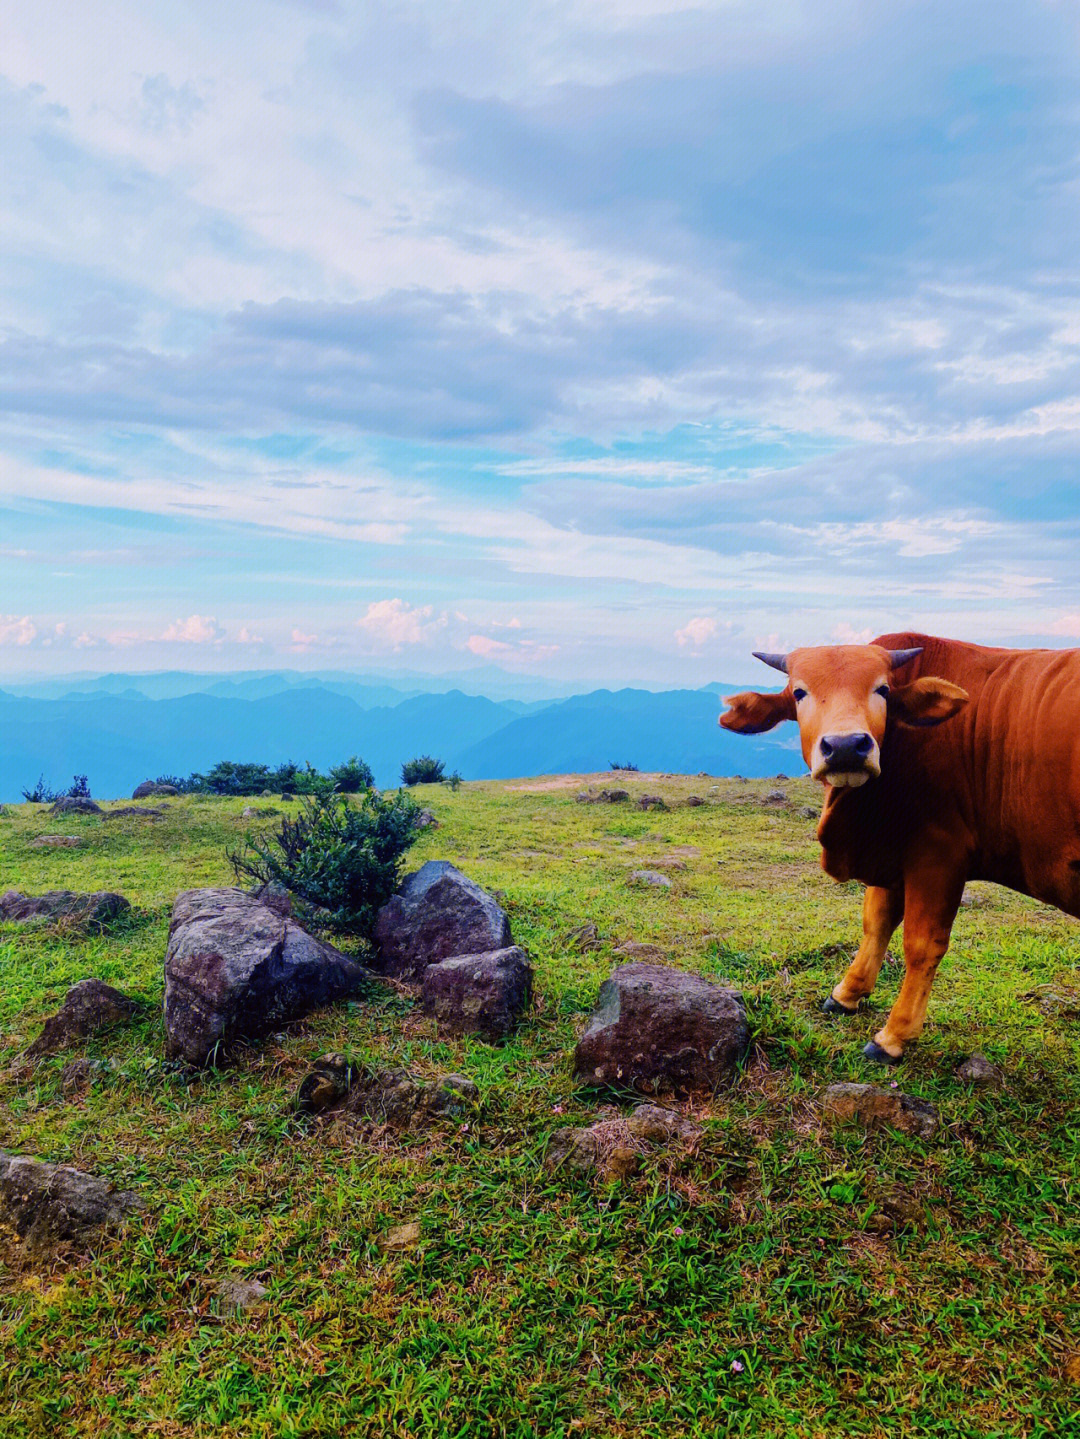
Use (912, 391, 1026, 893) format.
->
(3, 0, 1080, 687)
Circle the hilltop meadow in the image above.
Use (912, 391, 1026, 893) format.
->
(1, 775, 1078, 1437)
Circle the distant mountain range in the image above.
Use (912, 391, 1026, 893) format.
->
(0, 670, 803, 801)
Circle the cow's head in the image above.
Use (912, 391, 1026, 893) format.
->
(719, 644, 969, 787)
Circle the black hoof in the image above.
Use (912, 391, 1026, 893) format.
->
(822, 996, 858, 1016)
(863, 1040, 902, 1066)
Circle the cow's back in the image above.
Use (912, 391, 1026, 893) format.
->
(875, 633, 1080, 914)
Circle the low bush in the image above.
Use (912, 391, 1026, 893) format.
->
(401, 755, 445, 786)
(67, 774, 92, 798)
(329, 755, 375, 793)
(609, 760, 640, 772)
(20, 774, 61, 804)
(229, 789, 420, 938)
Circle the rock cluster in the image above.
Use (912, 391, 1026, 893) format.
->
(296, 1052, 479, 1125)
(574, 963, 749, 1095)
(164, 887, 370, 1065)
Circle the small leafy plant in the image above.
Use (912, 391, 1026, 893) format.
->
(230, 789, 420, 938)
(609, 761, 640, 772)
(20, 774, 61, 804)
(328, 756, 375, 793)
(401, 755, 445, 786)
(67, 774, 92, 798)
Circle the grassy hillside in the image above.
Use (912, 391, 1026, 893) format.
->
(1, 777, 1078, 1437)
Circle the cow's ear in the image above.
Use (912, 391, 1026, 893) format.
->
(719, 689, 796, 734)
(888, 677, 969, 727)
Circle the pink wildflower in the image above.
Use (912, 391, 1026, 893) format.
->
(731, 1360, 744, 1373)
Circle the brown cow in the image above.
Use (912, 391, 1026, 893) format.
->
(719, 633, 1080, 1063)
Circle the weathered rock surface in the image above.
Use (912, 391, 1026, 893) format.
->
(164, 887, 369, 1065)
(29, 835, 83, 849)
(296, 1053, 479, 1125)
(132, 781, 179, 799)
(373, 861, 512, 982)
(0, 1152, 143, 1248)
(422, 946, 532, 1039)
(955, 1052, 1004, 1086)
(413, 809, 439, 830)
(249, 881, 292, 917)
(545, 1102, 701, 1179)
(103, 806, 168, 819)
(684, 795, 705, 807)
(761, 790, 789, 806)
(0, 890, 130, 930)
(25, 979, 139, 1058)
(636, 794, 666, 811)
(565, 921, 601, 953)
(218, 1276, 269, 1313)
(573, 963, 749, 1095)
(629, 870, 672, 888)
(575, 789, 629, 805)
(613, 941, 668, 962)
(49, 796, 103, 816)
(822, 1082, 939, 1139)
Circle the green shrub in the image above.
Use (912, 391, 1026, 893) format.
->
(194, 761, 273, 796)
(401, 755, 445, 786)
(229, 790, 420, 939)
(446, 770, 463, 791)
(20, 774, 61, 803)
(329, 755, 375, 793)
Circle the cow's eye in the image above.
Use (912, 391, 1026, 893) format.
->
(875, 684, 890, 699)
(792, 687, 808, 702)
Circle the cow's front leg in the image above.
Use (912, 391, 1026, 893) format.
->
(825, 884, 904, 1014)
(864, 862, 965, 1064)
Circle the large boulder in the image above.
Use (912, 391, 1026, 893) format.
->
(422, 946, 532, 1039)
(25, 979, 139, 1058)
(164, 887, 369, 1065)
(372, 861, 512, 982)
(132, 781, 179, 799)
(573, 963, 749, 1095)
(0, 1152, 144, 1249)
(49, 796, 103, 816)
(0, 890, 129, 931)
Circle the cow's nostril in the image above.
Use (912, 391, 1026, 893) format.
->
(820, 736, 834, 757)
(854, 733, 873, 756)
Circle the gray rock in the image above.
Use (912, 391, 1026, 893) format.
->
(346, 1068, 479, 1126)
(218, 1277, 268, 1313)
(636, 794, 666, 811)
(762, 790, 789, 806)
(49, 796, 103, 816)
(0, 890, 130, 931)
(799, 805, 819, 819)
(822, 1082, 939, 1139)
(413, 809, 439, 830)
(629, 870, 672, 888)
(684, 796, 705, 807)
(625, 1103, 702, 1145)
(575, 789, 629, 805)
(573, 962, 749, 1095)
(422, 946, 532, 1039)
(955, 1052, 1004, 1086)
(373, 861, 512, 982)
(545, 1102, 700, 1179)
(250, 881, 292, 917)
(132, 781, 178, 799)
(29, 835, 83, 849)
(0, 1151, 143, 1248)
(103, 806, 168, 819)
(164, 887, 370, 1065)
(25, 979, 139, 1058)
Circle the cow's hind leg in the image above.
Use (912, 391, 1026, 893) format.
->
(824, 884, 904, 1014)
(865, 863, 965, 1064)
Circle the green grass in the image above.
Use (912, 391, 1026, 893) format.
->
(1, 776, 1078, 1437)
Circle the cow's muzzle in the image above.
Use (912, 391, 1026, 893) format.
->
(813, 732, 880, 787)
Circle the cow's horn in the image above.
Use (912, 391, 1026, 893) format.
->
(888, 647, 923, 669)
(752, 651, 789, 673)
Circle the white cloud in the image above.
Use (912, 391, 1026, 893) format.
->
(674, 616, 717, 649)
(355, 598, 448, 650)
(0, 615, 38, 646)
(160, 614, 225, 644)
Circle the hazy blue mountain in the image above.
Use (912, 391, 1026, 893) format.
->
(0, 681, 802, 802)
(455, 687, 802, 780)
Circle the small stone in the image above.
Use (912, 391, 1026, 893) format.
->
(413, 809, 439, 830)
(377, 1220, 422, 1253)
(25, 979, 139, 1058)
(960, 886, 989, 908)
(613, 941, 668, 962)
(955, 1052, 1004, 1086)
(629, 870, 672, 888)
(762, 790, 788, 806)
(296, 1053, 352, 1114)
(637, 794, 666, 811)
(342, 1068, 479, 1127)
(565, 922, 601, 953)
(625, 1103, 701, 1146)
(218, 1277, 268, 1312)
(29, 835, 83, 849)
(544, 1127, 600, 1173)
(799, 806, 819, 819)
(822, 1082, 939, 1140)
(684, 796, 705, 806)
(242, 806, 257, 818)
